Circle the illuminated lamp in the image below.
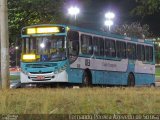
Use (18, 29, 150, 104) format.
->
(22, 54, 36, 61)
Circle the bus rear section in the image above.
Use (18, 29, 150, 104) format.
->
(67, 29, 155, 86)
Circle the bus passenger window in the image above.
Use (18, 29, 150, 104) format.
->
(93, 37, 102, 56)
(69, 41, 79, 55)
(105, 39, 116, 58)
(137, 45, 145, 61)
(110, 40, 116, 57)
(99, 38, 104, 56)
(149, 47, 153, 62)
(116, 41, 126, 59)
(67, 31, 79, 64)
(81, 34, 93, 55)
(145, 46, 153, 62)
(127, 43, 136, 60)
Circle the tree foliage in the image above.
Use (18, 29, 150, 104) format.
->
(102, 22, 151, 39)
(8, 0, 65, 43)
(132, 0, 160, 16)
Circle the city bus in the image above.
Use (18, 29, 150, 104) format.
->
(20, 24, 155, 87)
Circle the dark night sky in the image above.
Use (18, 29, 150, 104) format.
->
(69, 0, 160, 36)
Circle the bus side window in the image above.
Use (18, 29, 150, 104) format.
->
(110, 40, 116, 57)
(99, 38, 104, 56)
(145, 46, 153, 62)
(142, 45, 145, 61)
(137, 44, 145, 61)
(67, 31, 79, 64)
(92, 37, 104, 56)
(93, 37, 98, 56)
(116, 41, 126, 59)
(127, 43, 136, 60)
(105, 39, 116, 58)
(104, 39, 110, 57)
(81, 34, 93, 55)
(149, 47, 153, 62)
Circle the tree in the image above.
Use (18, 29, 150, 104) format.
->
(8, 0, 66, 44)
(101, 22, 151, 39)
(8, 0, 66, 66)
(132, 0, 160, 16)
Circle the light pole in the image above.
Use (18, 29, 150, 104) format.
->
(104, 12, 115, 31)
(68, 6, 80, 24)
(104, 20, 113, 31)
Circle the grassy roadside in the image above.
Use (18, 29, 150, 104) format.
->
(0, 87, 160, 114)
(10, 75, 20, 81)
(156, 67, 160, 76)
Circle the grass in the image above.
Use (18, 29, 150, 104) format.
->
(156, 67, 160, 76)
(10, 75, 20, 81)
(0, 87, 160, 114)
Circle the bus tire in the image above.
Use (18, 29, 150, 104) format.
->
(150, 83, 155, 87)
(127, 73, 135, 87)
(82, 69, 92, 87)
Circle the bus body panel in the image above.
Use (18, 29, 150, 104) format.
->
(70, 57, 128, 72)
(67, 68, 83, 83)
(134, 73, 155, 86)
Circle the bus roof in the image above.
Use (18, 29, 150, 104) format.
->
(67, 25, 153, 45)
(22, 24, 153, 45)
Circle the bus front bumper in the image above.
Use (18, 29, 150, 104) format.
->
(20, 70, 68, 83)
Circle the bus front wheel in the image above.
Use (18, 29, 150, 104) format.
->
(82, 70, 92, 87)
(127, 73, 135, 87)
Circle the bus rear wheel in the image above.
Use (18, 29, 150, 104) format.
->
(82, 70, 92, 87)
(127, 73, 135, 87)
(150, 83, 155, 87)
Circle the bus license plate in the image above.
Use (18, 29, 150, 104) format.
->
(36, 76, 45, 80)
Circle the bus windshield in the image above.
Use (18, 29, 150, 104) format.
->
(22, 36, 66, 61)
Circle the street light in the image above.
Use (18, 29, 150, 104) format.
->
(104, 12, 115, 31)
(105, 12, 115, 19)
(68, 6, 80, 21)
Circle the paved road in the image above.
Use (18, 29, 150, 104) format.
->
(10, 71, 20, 88)
(10, 80, 21, 88)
